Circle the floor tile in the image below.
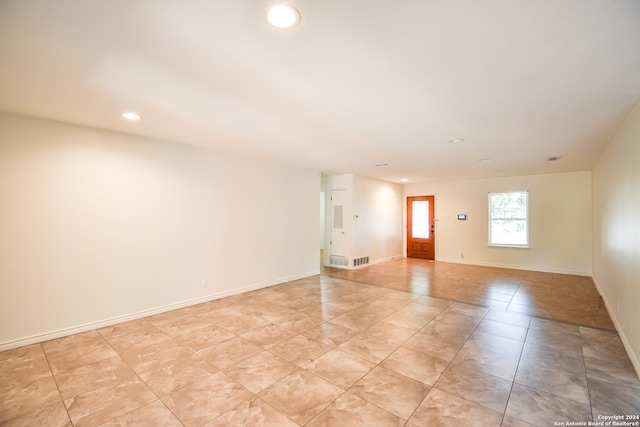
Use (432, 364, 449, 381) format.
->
(304, 348, 375, 389)
(276, 312, 323, 333)
(402, 330, 464, 362)
(197, 337, 263, 369)
(303, 322, 359, 346)
(0, 376, 61, 423)
(98, 319, 158, 341)
(338, 333, 399, 364)
(436, 364, 513, 413)
(174, 324, 235, 351)
(240, 323, 297, 347)
(0, 345, 52, 393)
(466, 330, 524, 356)
(203, 397, 298, 427)
(41, 330, 105, 356)
(500, 415, 536, 427)
(413, 296, 452, 310)
(119, 339, 193, 374)
(138, 353, 218, 396)
(505, 383, 592, 426)
(307, 392, 404, 427)
(524, 326, 584, 356)
(580, 327, 629, 363)
(483, 310, 532, 328)
(146, 309, 193, 327)
(409, 388, 503, 427)
(259, 370, 343, 425)
(476, 318, 528, 341)
(161, 372, 253, 427)
(98, 400, 182, 427)
(267, 334, 332, 366)
(381, 346, 448, 386)
(587, 377, 640, 415)
(449, 343, 521, 381)
(64, 376, 156, 427)
(383, 310, 438, 331)
(44, 339, 118, 375)
(103, 327, 173, 355)
(583, 355, 640, 391)
(328, 312, 382, 332)
(155, 315, 213, 338)
(519, 342, 586, 375)
(54, 355, 135, 399)
(222, 351, 297, 393)
(419, 317, 476, 344)
(0, 402, 71, 427)
(515, 355, 590, 405)
(350, 366, 431, 419)
(361, 320, 416, 345)
(447, 302, 490, 317)
(211, 314, 270, 335)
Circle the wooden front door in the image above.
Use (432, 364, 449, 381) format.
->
(407, 195, 435, 259)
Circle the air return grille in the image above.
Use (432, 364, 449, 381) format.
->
(329, 255, 349, 266)
(353, 256, 370, 267)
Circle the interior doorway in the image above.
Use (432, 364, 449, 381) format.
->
(407, 195, 435, 259)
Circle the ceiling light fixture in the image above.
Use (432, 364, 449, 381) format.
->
(478, 158, 491, 162)
(546, 156, 561, 161)
(448, 138, 464, 143)
(375, 163, 390, 167)
(401, 178, 408, 182)
(122, 112, 141, 121)
(264, 4, 301, 29)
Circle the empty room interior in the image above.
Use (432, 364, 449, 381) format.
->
(1, 1, 639, 426)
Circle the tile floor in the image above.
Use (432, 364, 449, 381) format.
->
(1, 258, 639, 426)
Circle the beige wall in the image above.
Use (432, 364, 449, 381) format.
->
(592, 101, 640, 374)
(405, 171, 592, 275)
(0, 113, 321, 349)
(322, 173, 404, 267)
(352, 175, 404, 263)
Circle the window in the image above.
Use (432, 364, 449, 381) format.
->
(488, 191, 528, 247)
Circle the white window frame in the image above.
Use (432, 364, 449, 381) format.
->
(488, 191, 529, 248)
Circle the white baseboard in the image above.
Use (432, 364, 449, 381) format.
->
(591, 276, 640, 380)
(436, 257, 592, 276)
(0, 270, 320, 352)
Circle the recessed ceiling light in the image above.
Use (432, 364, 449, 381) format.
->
(478, 158, 491, 162)
(375, 163, 390, 167)
(401, 178, 408, 182)
(264, 4, 301, 29)
(448, 138, 464, 143)
(122, 112, 141, 121)
(546, 156, 561, 161)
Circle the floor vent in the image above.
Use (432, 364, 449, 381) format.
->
(329, 255, 349, 267)
(353, 256, 370, 267)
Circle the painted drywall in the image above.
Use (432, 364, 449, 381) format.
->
(405, 171, 592, 275)
(592, 101, 640, 375)
(322, 174, 403, 267)
(352, 175, 403, 263)
(0, 113, 321, 349)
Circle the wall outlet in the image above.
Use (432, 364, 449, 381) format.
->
(617, 301, 620, 312)
(461, 252, 464, 259)
(202, 280, 208, 289)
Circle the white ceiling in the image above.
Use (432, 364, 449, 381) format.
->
(1, 0, 639, 183)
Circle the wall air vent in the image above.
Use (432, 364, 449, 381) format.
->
(353, 256, 370, 267)
(329, 255, 349, 267)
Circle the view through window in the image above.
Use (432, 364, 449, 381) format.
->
(489, 191, 528, 247)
